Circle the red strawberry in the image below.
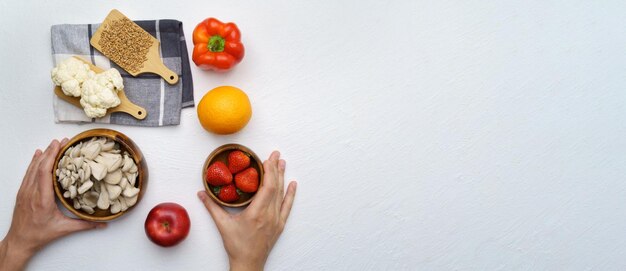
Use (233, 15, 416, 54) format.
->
(235, 167, 259, 193)
(206, 161, 233, 186)
(228, 150, 250, 174)
(215, 184, 239, 203)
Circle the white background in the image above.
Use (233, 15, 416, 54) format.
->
(1, 1, 625, 270)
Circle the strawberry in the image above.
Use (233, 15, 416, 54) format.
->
(215, 184, 239, 203)
(206, 161, 233, 186)
(228, 150, 250, 174)
(235, 167, 259, 193)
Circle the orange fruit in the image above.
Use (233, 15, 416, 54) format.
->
(197, 86, 252, 134)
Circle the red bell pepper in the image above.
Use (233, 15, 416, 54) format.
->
(192, 18, 245, 71)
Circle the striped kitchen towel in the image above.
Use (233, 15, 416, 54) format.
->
(51, 20, 194, 126)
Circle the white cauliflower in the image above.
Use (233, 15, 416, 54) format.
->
(92, 68, 124, 92)
(51, 57, 95, 97)
(79, 68, 124, 118)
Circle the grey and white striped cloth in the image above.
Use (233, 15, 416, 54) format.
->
(51, 20, 194, 126)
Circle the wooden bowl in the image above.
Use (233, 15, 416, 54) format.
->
(203, 144, 264, 207)
(52, 128, 148, 221)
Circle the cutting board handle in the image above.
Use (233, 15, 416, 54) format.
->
(142, 61, 179, 85)
(115, 91, 147, 119)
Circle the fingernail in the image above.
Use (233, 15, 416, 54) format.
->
(96, 223, 107, 229)
(279, 160, 286, 170)
(197, 191, 206, 199)
(47, 140, 58, 150)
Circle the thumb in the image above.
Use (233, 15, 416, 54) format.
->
(197, 191, 228, 225)
(62, 218, 107, 234)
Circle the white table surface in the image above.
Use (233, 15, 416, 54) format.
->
(1, 1, 625, 270)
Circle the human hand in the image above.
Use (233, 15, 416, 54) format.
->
(198, 151, 297, 271)
(0, 139, 106, 271)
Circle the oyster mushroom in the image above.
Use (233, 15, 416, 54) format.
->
(83, 191, 99, 208)
(122, 186, 139, 198)
(82, 163, 91, 182)
(87, 160, 107, 181)
(125, 194, 138, 207)
(119, 197, 129, 211)
(119, 177, 128, 189)
(78, 168, 85, 182)
(73, 199, 81, 210)
(81, 205, 95, 214)
(62, 156, 70, 168)
(110, 199, 122, 214)
(93, 137, 107, 147)
(61, 177, 70, 190)
(124, 172, 137, 187)
(95, 153, 123, 172)
(97, 183, 110, 210)
(106, 183, 122, 200)
(81, 141, 101, 160)
(121, 155, 134, 172)
(93, 180, 101, 193)
(72, 157, 84, 169)
(101, 141, 115, 152)
(64, 146, 73, 157)
(70, 143, 82, 158)
(77, 180, 93, 194)
(104, 169, 122, 185)
(69, 185, 77, 199)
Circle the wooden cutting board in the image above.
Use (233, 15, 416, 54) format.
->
(53, 56, 147, 120)
(90, 9, 179, 85)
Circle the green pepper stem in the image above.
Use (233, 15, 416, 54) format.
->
(208, 35, 226, 52)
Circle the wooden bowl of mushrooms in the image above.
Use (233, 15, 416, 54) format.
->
(52, 128, 148, 221)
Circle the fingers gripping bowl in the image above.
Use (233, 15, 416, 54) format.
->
(52, 129, 148, 221)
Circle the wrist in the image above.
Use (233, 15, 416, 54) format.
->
(229, 257, 264, 271)
(0, 237, 36, 271)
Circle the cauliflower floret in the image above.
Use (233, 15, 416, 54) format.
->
(79, 69, 124, 118)
(51, 57, 95, 97)
(93, 68, 124, 93)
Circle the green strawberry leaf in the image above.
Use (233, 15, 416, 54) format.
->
(212, 186, 221, 195)
(236, 188, 243, 195)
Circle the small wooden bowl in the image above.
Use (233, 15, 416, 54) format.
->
(203, 144, 264, 207)
(52, 128, 148, 221)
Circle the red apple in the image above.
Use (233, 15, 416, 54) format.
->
(144, 202, 191, 247)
